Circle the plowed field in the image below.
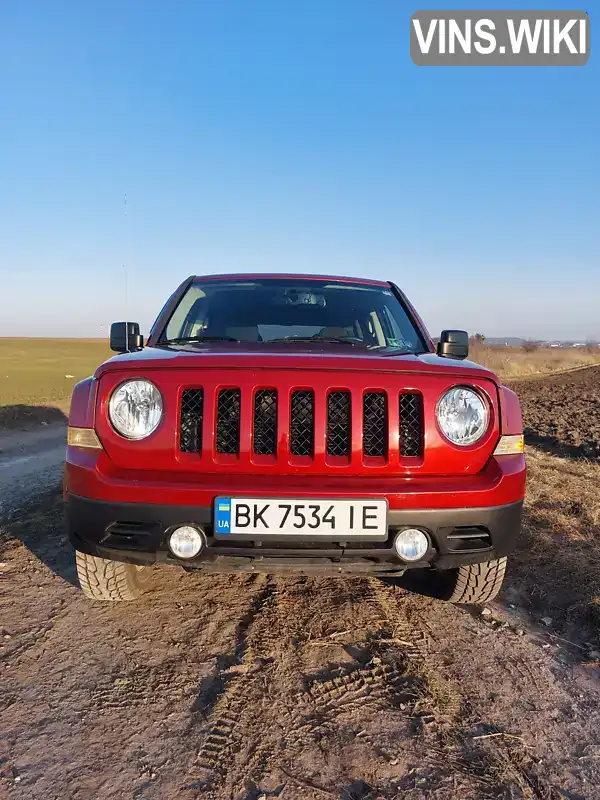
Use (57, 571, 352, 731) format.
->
(510, 366, 600, 459)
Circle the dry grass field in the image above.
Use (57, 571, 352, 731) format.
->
(471, 343, 600, 378)
(511, 448, 600, 632)
(0, 338, 111, 428)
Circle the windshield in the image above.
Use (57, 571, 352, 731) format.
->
(159, 278, 426, 352)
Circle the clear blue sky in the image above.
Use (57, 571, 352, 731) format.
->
(1, 0, 598, 340)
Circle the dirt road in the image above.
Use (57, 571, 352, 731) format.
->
(3, 370, 600, 799)
(0, 423, 66, 517)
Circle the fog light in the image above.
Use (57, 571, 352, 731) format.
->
(169, 526, 205, 559)
(394, 529, 429, 562)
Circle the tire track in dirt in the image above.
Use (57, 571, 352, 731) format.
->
(188, 579, 560, 800)
(184, 576, 307, 792)
(190, 575, 277, 783)
(370, 582, 566, 800)
(82, 574, 275, 719)
(181, 577, 564, 799)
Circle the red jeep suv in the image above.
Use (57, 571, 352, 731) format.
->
(65, 274, 525, 605)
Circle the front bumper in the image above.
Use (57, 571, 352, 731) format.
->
(66, 492, 523, 575)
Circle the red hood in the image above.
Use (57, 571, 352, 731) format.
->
(95, 343, 499, 383)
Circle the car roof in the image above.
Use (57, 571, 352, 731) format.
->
(191, 273, 390, 287)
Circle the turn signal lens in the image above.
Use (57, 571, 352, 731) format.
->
(493, 434, 524, 456)
(67, 427, 102, 449)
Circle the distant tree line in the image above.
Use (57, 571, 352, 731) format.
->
(468, 334, 599, 353)
(521, 340, 540, 353)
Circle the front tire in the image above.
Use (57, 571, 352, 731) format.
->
(75, 551, 153, 601)
(446, 557, 507, 605)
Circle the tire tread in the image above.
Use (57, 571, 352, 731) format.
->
(447, 557, 507, 605)
(75, 551, 148, 601)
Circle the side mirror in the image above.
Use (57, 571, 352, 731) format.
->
(110, 322, 144, 353)
(437, 330, 469, 360)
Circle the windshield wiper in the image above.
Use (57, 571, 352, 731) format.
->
(160, 335, 239, 345)
(267, 336, 363, 346)
(380, 347, 414, 356)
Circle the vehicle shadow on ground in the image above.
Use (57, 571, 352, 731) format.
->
(382, 565, 455, 601)
(0, 489, 78, 586)
(525, 433, 600, 461)
(0, 404, 68, 432)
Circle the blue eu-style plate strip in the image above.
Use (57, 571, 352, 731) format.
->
(215, 497, 232, 534)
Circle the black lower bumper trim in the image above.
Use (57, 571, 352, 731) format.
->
(66, 493, 523, 573)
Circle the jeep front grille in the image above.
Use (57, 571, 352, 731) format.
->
(179, 386, 423, 463)
(180, 389, 204, 453)
(216, 389, 241, 454)
(253, 389, 278, 455)
(290, 390, 315, 456)
(363, 392, 388, 458)
(399, 393, 423, 457)
(327, 391, 351, 456)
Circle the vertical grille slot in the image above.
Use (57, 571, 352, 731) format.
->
(254, 389, 278, 455)
(327, 391, 351, 456)
(363, 392, 388, 457)
(180, 389, 204, 453)
(216, 389, 241, 454)
(399, 393, 423, 457)
(290, 390, 314, 456)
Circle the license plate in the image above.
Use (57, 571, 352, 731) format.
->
(214, 497, 388, 539)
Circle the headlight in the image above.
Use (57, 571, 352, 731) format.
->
(109, 379, 163, 439)
(437, 387, 489, 446)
